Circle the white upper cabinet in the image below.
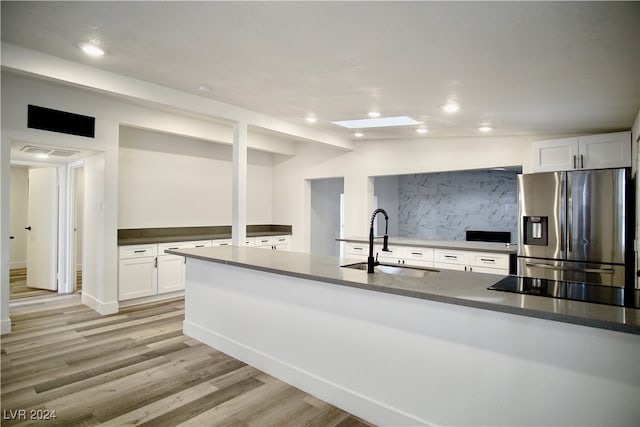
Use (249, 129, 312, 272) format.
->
(531, 131, 630, 173)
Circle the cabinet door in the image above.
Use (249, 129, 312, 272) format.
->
(374, 244, 404, 264)
(579, 132, 631, 169)
(273, 235, 290, 250)
(119, 257, 157, 300)
(433, 261, 467, 272)
(466, 252, 510, 275)
(467, 266, 507, 275)
(531, 137, 579, 172)
(157, 255, 185, 293)
(255, 237, 274, 248)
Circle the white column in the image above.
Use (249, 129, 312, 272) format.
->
(1, 135, 12, 334)
(232, 121, 247, 245)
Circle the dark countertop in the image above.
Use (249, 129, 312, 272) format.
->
(338, 236, 517, 254)
(118, 225, 292, 246)
(168, 246, 640, 335)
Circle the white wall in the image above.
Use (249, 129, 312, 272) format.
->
(9, 166, 28, 268)
(274, 135, 538, 251)
(0, 71, 294, 319)
(118, 126, 273, 228)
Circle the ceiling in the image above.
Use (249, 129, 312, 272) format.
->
(2, 1, 639, 141)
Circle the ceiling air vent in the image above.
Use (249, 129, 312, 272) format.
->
(19, 145, 80, 157)
(28, 104, 95, 138)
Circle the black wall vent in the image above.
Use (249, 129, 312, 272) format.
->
(28, 104, 95, 138)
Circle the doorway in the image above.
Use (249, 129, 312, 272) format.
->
(9, 142, 89, 300)
(9, 165, 59, 299)
(310, 177, 344, 257)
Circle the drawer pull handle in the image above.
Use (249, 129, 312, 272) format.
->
(352, 247, 363, 251)
(261, 240, 269, 243)
(220, 243, 229, 246)
(134, 250, 147, 253)
(195, 245, 205, 247)
(411, 252, 422, 256)
(444, 255, 457, 259)
(278, 238, 286, 242)
(168, 247, 179, 250)
(480, 258, 495, 262)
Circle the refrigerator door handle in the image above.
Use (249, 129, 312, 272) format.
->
(526, 262, 562, 270)
(567, 192, 572, 254)
(580, 267, 614, 274)
(560, 172, 566, 254)
(525, 262, 614, 275)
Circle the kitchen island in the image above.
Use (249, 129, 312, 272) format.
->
(169, 246, 640, 427)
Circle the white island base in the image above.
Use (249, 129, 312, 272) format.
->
(183, 257, 639, 426)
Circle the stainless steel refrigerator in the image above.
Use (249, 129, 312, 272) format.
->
(517, 168, 630, 287)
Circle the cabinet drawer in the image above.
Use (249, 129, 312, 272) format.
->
(158, 242, 184, 254)
(183, 240, 212, 248)
(470, 253, 509, 270)
(119, 244, 158, 259)
(345, 242, 367, 255)
(211, 239, 232, 247)
(404, 247, 434, 262)
(434, 249, 466, 265)
(273, 235, 290, 245)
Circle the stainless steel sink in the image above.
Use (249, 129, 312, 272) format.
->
(341, 262, 439, 278)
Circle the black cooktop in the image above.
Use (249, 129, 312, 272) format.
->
(489, 276, 640, 308)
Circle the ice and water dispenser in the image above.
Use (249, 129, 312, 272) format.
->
(523, 216, 548, 246)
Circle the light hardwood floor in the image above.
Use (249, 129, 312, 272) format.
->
(1, 294, 374, 426)
(9, 268, 82, 300)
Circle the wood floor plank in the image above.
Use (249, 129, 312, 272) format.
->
(2, 292, 375, 427)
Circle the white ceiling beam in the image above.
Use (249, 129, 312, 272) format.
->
(1, 43, 355, 152)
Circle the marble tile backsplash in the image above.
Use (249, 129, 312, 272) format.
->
(398, 170, 518, 242)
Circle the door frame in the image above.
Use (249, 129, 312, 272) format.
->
(65, 160, 85, 293)
(12, 159, 70, 294)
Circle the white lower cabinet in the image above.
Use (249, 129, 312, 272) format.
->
(347, 242, 509, 273)
(157, 254, 185, 294)
(255, 235, 290, 250)
(119, 244, 158, 301)
(120, 240, 212, 301)
(374, 244, 435, 268)
(434, 249, 509, 274)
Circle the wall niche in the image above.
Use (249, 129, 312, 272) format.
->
(374, 167, 520, 243)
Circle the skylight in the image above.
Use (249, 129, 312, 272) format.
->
(332, 116, 422, 129)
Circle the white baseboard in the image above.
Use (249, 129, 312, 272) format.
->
(82, 293, 118, 315)
(183, 320, 425, 427)
(118, 291, 184, 308)
(1, 318, 12, 335)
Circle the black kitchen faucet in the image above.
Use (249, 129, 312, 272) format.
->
(368, 208, 391, 273)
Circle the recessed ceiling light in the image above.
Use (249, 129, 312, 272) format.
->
(353, 132, 364, 138)
(416, 127, 428, 134)
(333, 116, 422, 129)
(79, 42, 104, 57)
(198, 84, 212, 92)
(36, 153, 49, 159)
(478, 125, 493, 132)
(305, 116, 317, 124)
(441, 102, 460, 113)
(367, 111, 381, 118)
